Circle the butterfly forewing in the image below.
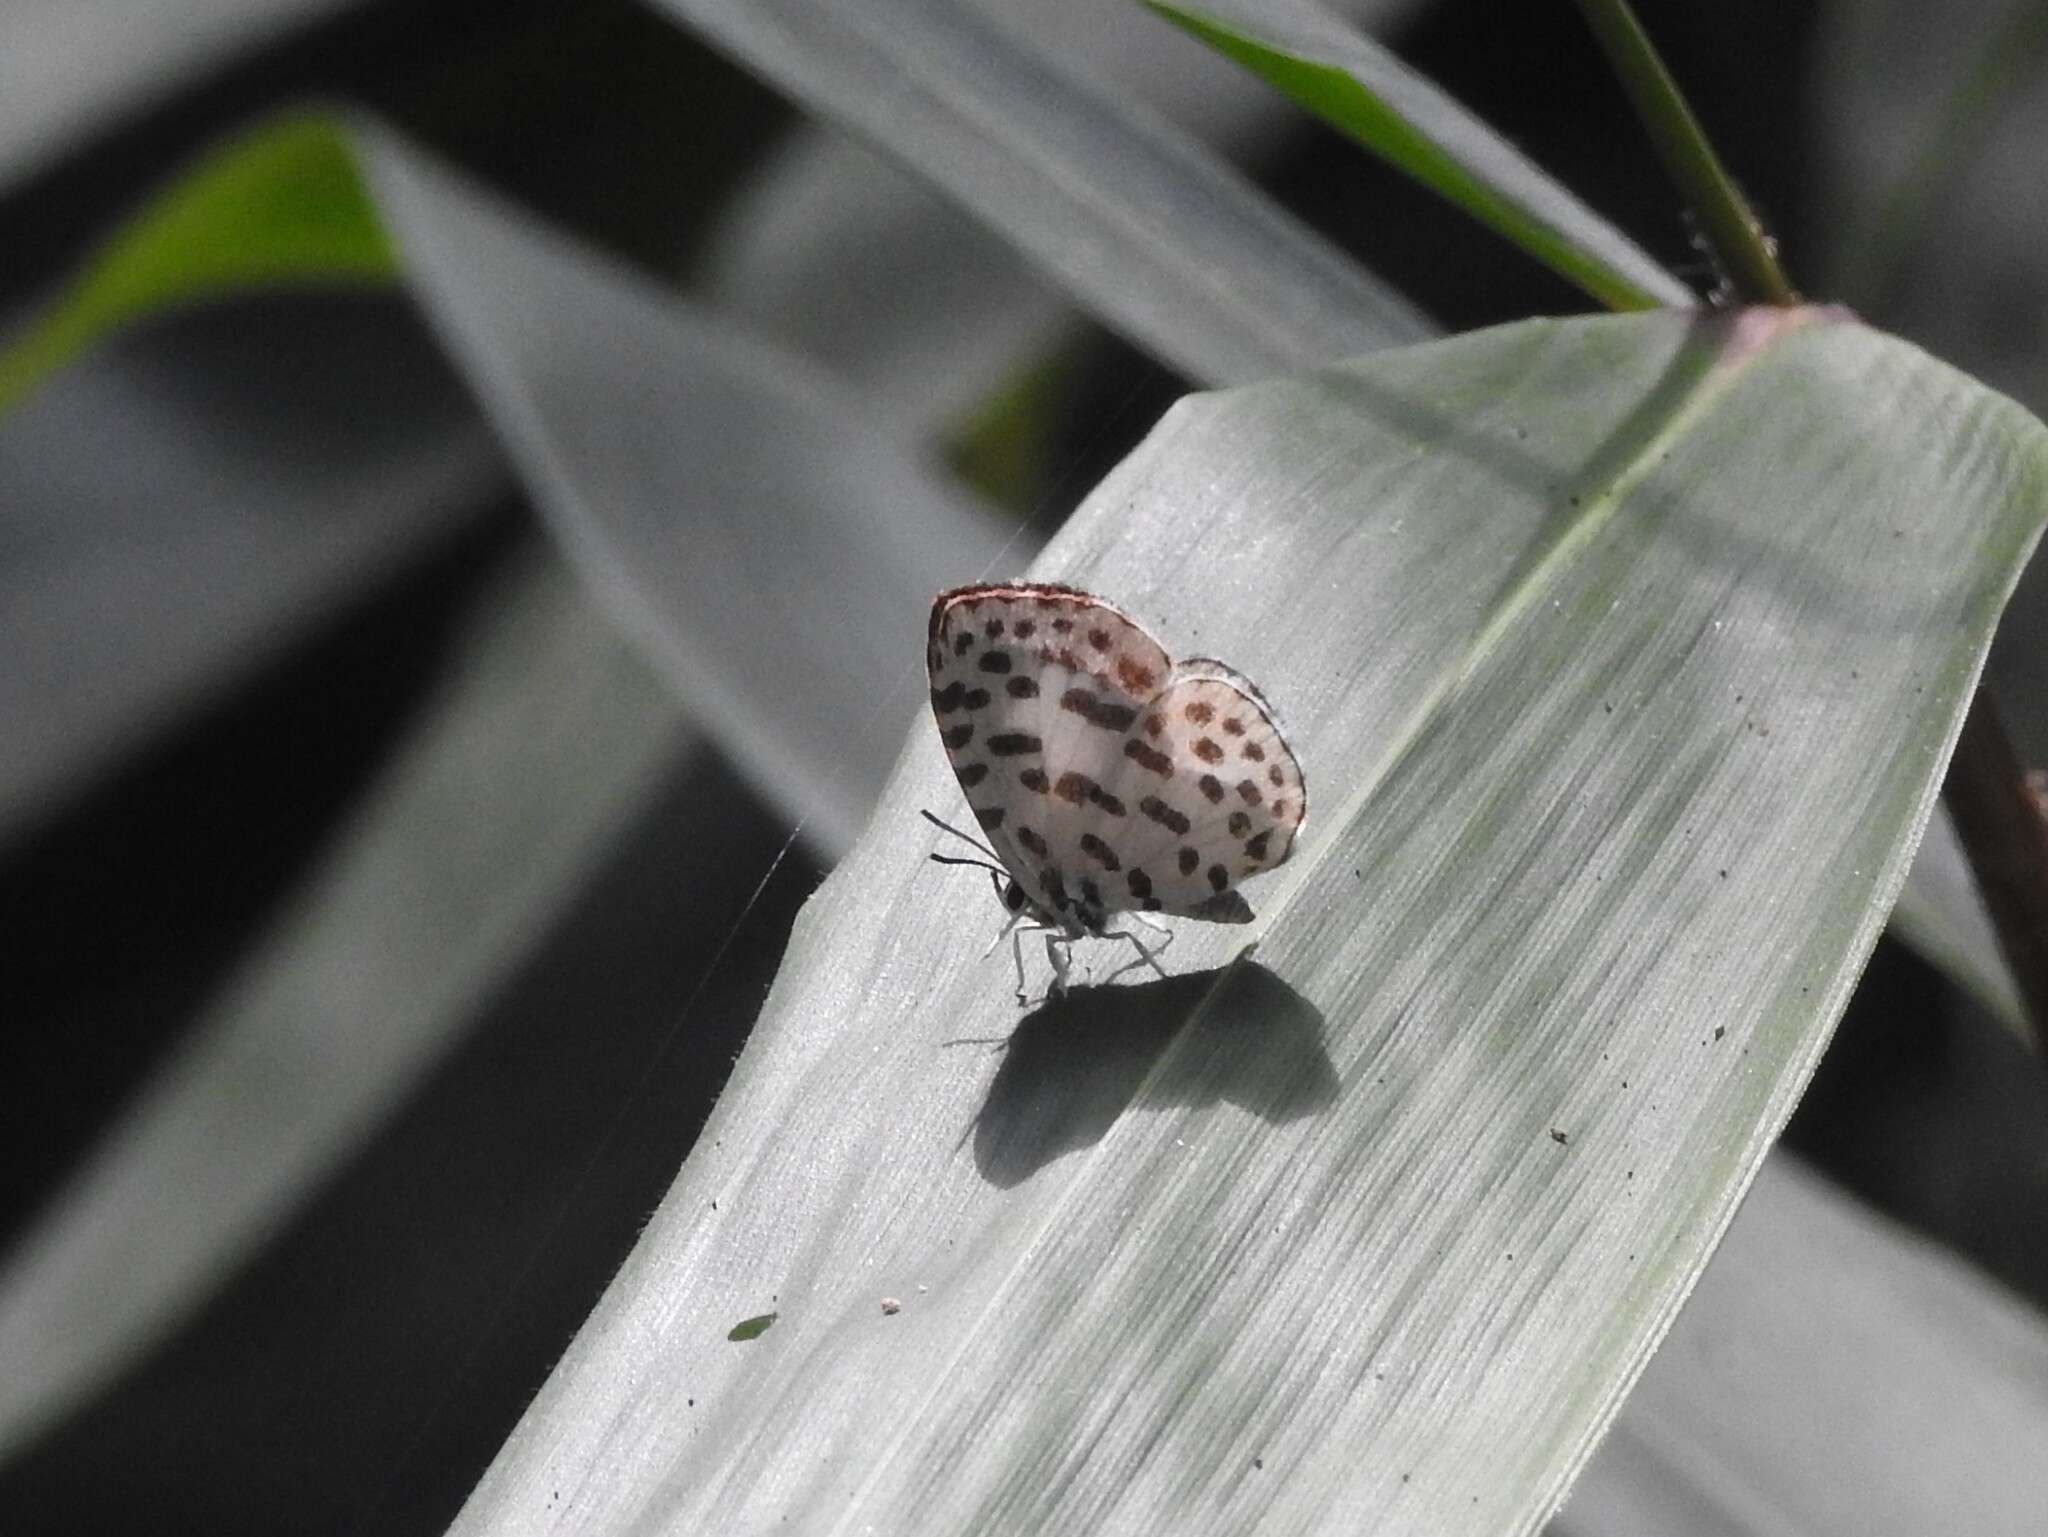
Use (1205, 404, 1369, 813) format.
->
(928, 584, 1303, 932)
(928, 585, 1167, 925)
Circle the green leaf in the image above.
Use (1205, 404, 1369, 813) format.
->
(0, 112, 395, 415)
(1150, 0, 1694, 312)
(451, 309, 2048, 1534)
(727, 1313, 779, 1343)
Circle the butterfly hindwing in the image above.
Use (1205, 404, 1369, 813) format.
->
(1100, 662, 1305, 921)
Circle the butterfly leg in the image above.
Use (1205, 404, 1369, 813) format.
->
(1126, 909, 1176, 954)
(1101, 924, 1173, 985)
(1009, 923, 1035, 1005)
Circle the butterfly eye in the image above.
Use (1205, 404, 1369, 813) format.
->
(1003, 879, 1028, 914)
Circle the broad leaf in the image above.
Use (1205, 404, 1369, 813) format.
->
(1151, 0, 1694, 311)
(452, 309, 2048, 1534)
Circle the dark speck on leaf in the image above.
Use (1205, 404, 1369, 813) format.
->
(1549, 1128, 1569, 1146)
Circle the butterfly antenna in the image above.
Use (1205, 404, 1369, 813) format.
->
(921, 808, 1001, 862)
(928, 851, 1008, 878)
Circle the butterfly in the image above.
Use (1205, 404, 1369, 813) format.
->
(925, 583, 1305, 1000)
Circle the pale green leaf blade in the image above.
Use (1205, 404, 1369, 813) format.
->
(651, 0, 1433, 385)
(453, 310, 2048, 1534)
(1150, 0, 1694, 311)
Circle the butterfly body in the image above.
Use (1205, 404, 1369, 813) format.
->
(927, 583, 1304, 991)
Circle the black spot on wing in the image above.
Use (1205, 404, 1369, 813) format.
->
(1087, 784, 1127, 817)
(1125, 740, 1174, 776)
(1139, 796, 1190, 836)
(1078, 833, 1121, 871)
(1061, 688, 1138, 732)
(987, 734, 1043, 757)
(978, 650, 1012, 674)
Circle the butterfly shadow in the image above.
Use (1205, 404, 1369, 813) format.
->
(965, 961, 1337, 1189)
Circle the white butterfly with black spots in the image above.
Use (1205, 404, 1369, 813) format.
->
(926, 583, 1305, 1000)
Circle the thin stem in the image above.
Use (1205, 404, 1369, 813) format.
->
(1942, 691, 2048, 1053)
(1572, 0, 1799, 306)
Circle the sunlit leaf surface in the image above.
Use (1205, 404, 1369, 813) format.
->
(453, 308, 2048, 1535)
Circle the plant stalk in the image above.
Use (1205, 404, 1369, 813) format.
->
(1571, 0, 1799, 306)
(1943, 692, 2048, 1053)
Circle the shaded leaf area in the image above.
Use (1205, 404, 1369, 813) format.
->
(1559, 1154, 2048, 1536)
(0, 553, 690, 1460)
(452, 310, 2048, 1535)
(0, 292, 500, 847)
(1149, 0, 1691, 311)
